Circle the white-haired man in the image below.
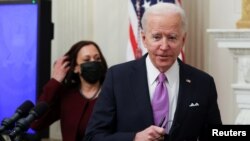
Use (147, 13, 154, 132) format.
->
(84, 3, 222, 141)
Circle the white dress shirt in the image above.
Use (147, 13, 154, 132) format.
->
(146, 56, 180, 132)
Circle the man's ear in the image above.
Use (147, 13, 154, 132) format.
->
(182, 32, 187, 44)
(141, 31, 147, 48)
(141, 31, 146, 41)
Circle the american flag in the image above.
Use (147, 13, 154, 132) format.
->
(127, 0, 184, 61)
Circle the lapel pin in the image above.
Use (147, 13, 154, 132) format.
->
(186, 79, 191, 83)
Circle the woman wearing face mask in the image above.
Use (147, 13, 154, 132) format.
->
(30, 40, 108, 141)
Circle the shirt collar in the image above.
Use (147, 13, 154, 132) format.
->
(146, 56, 179, 87)
(166, 60, 179, 88)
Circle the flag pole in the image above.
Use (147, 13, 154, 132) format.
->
(135, 0, 142, 59)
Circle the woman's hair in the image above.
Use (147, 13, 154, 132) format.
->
(63, 40, 108, 87)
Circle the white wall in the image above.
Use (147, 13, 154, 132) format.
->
(52, 0, 129, 69)
(92, 0, 128, 66)
(208, 0, 241, 124)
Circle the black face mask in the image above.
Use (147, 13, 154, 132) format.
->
(80, 61, 104, 84)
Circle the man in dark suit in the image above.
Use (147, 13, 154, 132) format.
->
(84, 2, 222, 141)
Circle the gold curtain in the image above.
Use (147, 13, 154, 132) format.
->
(182, 0, 209, 71)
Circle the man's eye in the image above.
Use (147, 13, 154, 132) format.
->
(168, 36, 177, 41)
(152, 35, 162, 41)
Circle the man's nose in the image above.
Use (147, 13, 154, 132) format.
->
(160, 37, 169, 50)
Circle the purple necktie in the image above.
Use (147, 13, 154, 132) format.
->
(152, 73, 169, 126)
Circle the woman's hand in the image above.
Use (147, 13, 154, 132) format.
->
(51, 56, 70, 82)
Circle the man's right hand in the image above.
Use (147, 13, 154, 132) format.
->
(134, 125, 165, 141)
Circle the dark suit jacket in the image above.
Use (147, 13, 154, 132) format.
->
(84, 54, 222, 141)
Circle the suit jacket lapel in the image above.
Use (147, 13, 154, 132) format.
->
(170, 60, 193, 134)
(129, 55, 155, 126)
